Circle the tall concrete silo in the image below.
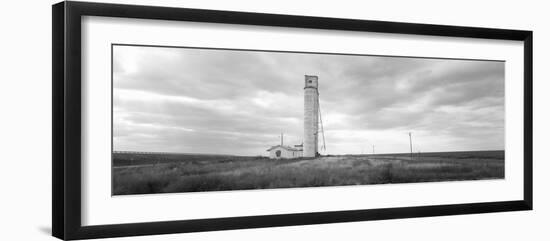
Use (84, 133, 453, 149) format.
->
(303, 75, 319, 157)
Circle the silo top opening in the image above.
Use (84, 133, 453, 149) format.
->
(304, 75, 319, 89)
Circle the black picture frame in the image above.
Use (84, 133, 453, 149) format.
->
(52, 1, 533, 240)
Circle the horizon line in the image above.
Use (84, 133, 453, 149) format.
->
(112, 149, 505, 157)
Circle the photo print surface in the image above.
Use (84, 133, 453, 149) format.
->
(112, 44, 505, 195)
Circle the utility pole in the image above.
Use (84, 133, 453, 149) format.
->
(409, 132, 413, 160)
(280, 133, 283, 146)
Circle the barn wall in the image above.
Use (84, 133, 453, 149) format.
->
(269, 147, 302, 159)
(269, 150, 276, 159)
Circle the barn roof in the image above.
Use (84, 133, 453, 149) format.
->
(266, 145, 302, 152)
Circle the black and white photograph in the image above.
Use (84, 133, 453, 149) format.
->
(112, 44, 505, 195)
(0, 0, 543, 240)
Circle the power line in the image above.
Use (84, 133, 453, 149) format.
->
(318, 97, 326, 152)
(409, 132, 413, 160)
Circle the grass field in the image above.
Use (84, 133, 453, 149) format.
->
(112, 150, 504, 195)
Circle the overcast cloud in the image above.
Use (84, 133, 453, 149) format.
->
(113, 45, 505, 155)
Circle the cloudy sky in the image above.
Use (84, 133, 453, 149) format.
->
(112, 45, 504, 156)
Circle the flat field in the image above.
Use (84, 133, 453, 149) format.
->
(112, 151, 504, 195)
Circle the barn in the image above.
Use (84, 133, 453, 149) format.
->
(266, 144, 303, 159)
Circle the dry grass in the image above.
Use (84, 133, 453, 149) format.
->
(112, 151, 504, 195)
